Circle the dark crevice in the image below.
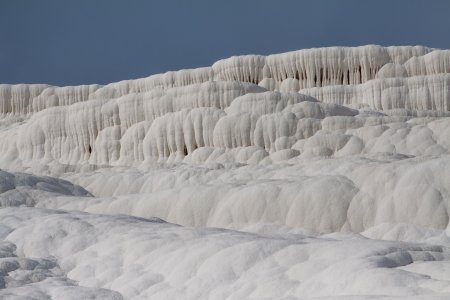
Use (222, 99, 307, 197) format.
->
(183, 144, 198, 156)
(358, 65, 362, 83)
(319, 68, 324, 87)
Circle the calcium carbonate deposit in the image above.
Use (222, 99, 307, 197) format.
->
(0, 45, 450, 299)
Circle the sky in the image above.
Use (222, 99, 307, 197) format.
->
(1, 0, 450, 86)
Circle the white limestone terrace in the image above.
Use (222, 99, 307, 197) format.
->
(0, 46, 448, 168)
(0, 45, 450, 299)
(0, 45, 448, 115)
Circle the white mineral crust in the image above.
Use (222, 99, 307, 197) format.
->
(0, 45, 450, 299)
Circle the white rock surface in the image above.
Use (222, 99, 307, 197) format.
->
(1, 45, 450, 299)
(1, 206, 450, 299)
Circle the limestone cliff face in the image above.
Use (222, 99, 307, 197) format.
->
(0, 46, 450, 234)
(0, 46, 449, 167)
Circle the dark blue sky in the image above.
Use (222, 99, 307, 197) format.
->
(1, 0, 450, 86)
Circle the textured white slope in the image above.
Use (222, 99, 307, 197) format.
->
(0, 171, 122, 299)
(1, 46, 447, 115)
(0, 169, 446, 299)
(0, 84, 448, 167)
(30, 154, 447, 234)
(0, 45, 448, 169)
(0, 45, 448, 233)
(1, 45, 450, 299)
(1, 206, 450, 300)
